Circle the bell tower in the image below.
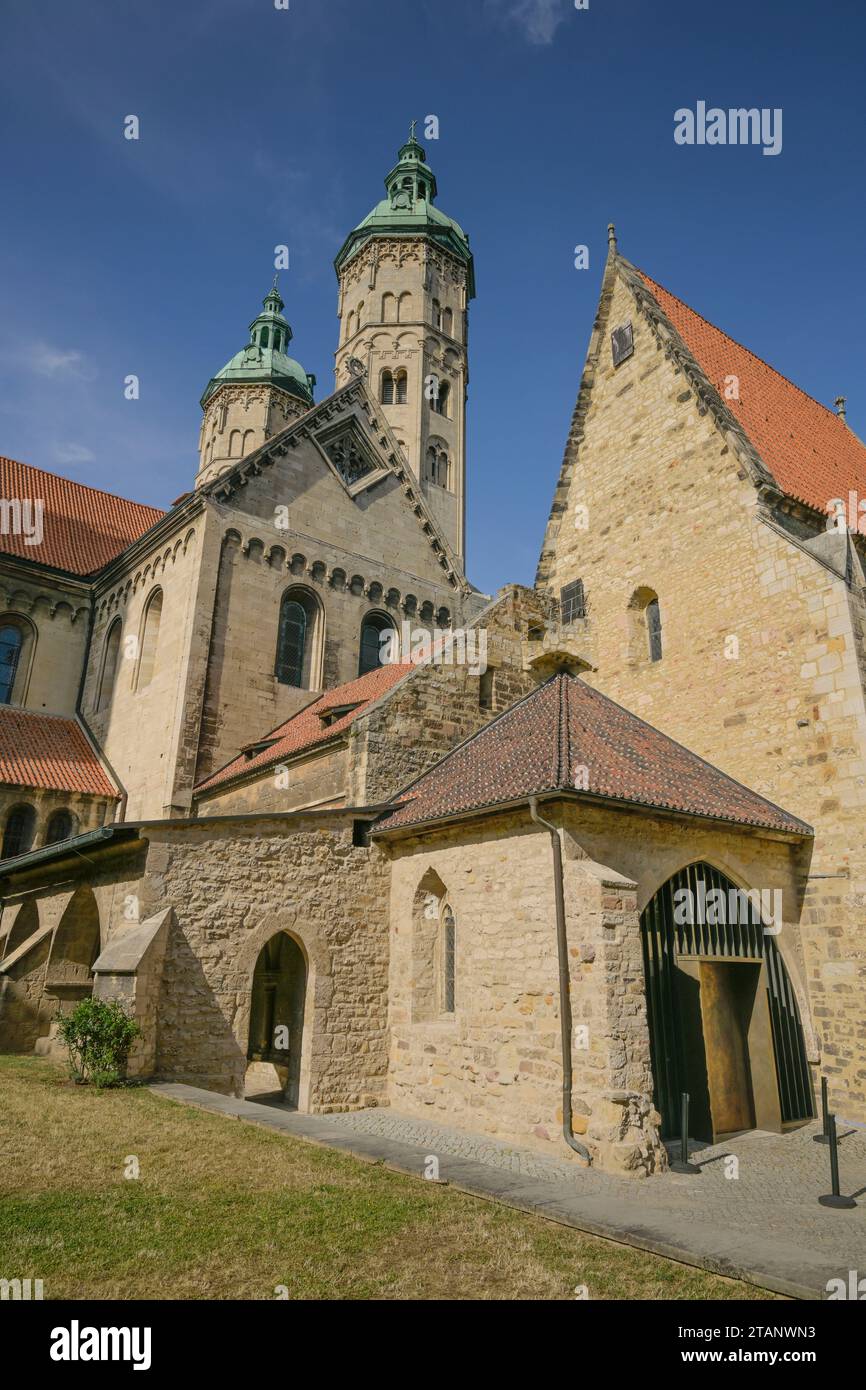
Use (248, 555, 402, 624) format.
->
(333, 126, 475, 558)
(197, 282, 316, 489)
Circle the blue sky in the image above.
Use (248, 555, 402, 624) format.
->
(2, 0, 864, 595)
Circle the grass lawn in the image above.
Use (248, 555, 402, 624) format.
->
(0, 1055, 777, 1301)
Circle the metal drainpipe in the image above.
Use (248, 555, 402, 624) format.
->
(529, 796, 591, 1165)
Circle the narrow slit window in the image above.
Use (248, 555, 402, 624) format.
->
(442, 903, 455, 1013)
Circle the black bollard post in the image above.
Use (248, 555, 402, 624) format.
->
(669, 1091, 701, 1174)
(818, 1113, 857, 1208)
(814, 1075, 830, 1144)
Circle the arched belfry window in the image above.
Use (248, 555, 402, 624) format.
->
(431, 379, 450, 417)
(380, 369, 394, 405)
(0, 623, 24, 704)
(2, 803, 36, 860)
(441, 902, 456, 1013)
(135, 588, 163, 691)
(359, 612, 396, 677)
(395, 369, 408, 405)
(275, 587, 322, 689)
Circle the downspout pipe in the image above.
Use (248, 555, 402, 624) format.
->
(529, 796, 591, 1165)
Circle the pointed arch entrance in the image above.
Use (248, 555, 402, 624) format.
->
(245, 932, 308, 1106)
(640, 862, 813, 1142)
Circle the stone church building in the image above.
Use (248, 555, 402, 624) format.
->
(1, 132, 864, 1175)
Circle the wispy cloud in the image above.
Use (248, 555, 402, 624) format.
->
(53, 442, 97, 466)
(485, 0, 570, 45)
(20, 341, 97, 381)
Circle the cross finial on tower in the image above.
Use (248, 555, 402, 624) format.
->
(409, 118, 417, 142)
(272, 272, 279, 292)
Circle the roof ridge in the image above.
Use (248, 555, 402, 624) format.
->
(0, 454, 166, 516)
(554, 670, 568, 789)
(634, 267, 850, 430)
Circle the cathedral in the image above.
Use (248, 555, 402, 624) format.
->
(1, 131, 865, 1175)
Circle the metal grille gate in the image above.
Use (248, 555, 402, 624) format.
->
(640, 862, 813, 1136)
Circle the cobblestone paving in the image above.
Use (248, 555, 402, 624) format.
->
(155, 1083, 866, 1293)
(319, 1108, 866, 1264)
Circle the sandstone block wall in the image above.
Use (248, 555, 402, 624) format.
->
(539, 262, 866, 1116)
(384, 799, 809, 1174)
(138, 814, 391, 1107)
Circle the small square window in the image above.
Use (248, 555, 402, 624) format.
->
(611, 321, 634, 368)
(560, 580, 586, 625)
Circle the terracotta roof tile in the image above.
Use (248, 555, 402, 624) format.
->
(377, 673, 811, 836)
(195, 662, 413, 795)
(636, 271, 866, 520)
(0, 707, 118, 796)
(0, 455, 165, 575)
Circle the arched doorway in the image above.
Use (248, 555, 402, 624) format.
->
(641, 862, 813, 1141)
(246, 932, 307, 1106)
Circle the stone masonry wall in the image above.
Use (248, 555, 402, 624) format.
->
(539, 259, 866, 1116)
(138, 814, 391, 1108)
(384, 800, 807, 1175)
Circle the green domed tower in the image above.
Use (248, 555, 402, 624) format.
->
(197, 282, 316, 489)
(334, 126, 474, 559)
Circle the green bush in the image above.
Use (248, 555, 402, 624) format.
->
(55, 997, 141, 1088)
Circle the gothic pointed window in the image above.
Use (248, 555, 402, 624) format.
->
(441, 903, 456, 1013)
(442, 307, 453, 336)
(359, 612, 396, 676)
(0, 624, 23, 704)
(2, 803, 36, 860)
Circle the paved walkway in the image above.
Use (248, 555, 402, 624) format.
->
(151, 1084, 866, 1300)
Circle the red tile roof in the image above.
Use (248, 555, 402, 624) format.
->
(636, 271, 866, 520)
(0, 455, 165, 575)
(377, 673, 811, 836)
(0, 707, 118, 796)
(195, 662, 413, 795)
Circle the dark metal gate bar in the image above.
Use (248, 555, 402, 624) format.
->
(640, 862, 814, 1136)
